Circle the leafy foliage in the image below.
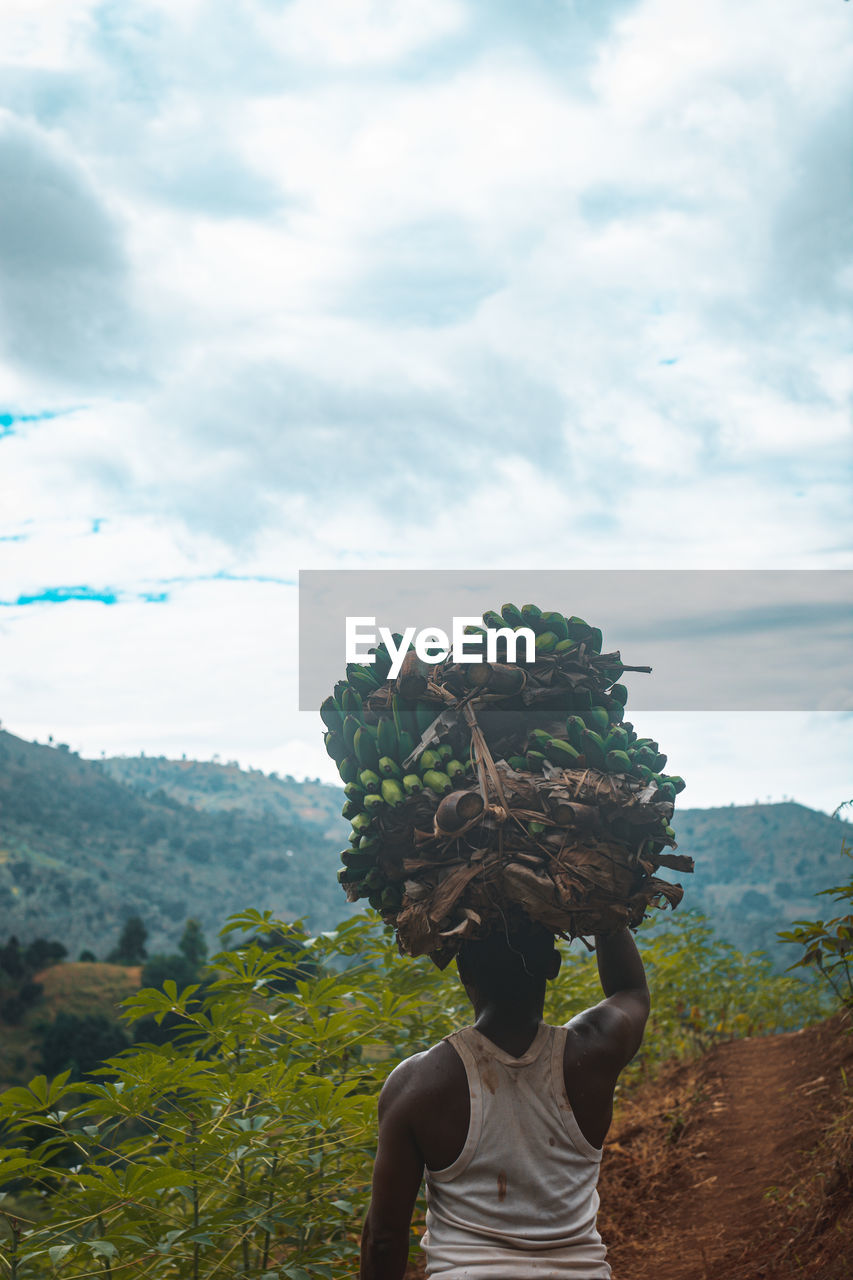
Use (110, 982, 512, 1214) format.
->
(0, 909, 827, 1279)
(779, 824, 853, 1008)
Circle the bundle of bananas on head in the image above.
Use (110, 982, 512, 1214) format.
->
(321, 605, 689, 949)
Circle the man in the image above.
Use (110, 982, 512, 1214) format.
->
(360, 922, 650, 1279)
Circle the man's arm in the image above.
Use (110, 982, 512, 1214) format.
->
(592, 925, 651, 1069)
(360, 1059, 425, 1280)
(562, 927, 651, 1147)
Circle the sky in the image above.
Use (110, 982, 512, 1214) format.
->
(0, 0, 851, 814)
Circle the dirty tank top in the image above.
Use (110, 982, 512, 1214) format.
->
(421, 1021, 611, 1279)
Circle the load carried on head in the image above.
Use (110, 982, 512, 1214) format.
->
(322, 605, 693, 968)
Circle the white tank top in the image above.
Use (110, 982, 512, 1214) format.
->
(421, 1021, 611, 1279)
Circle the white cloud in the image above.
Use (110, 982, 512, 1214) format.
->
(264, 0, 467, 68)
(0, 0, 850, 808)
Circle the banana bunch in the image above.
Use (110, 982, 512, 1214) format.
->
(321, 664, 474, 911)
(320, 606, 685, 918)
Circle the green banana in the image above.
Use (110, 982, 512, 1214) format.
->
(323, 731, 347, 764)
(521, 603, 543, 629)
(381, 885, 403, 913)
(402, 773, 423, 794)
(566, 716, 585, 750)
(482, 610, 505, 631)
(368, 647, 393, 681)
(540, 611, 569, 641)
(346, 662, 381, 694)
(535, 631, 559, 654)
(320, 696, 344, 736)
(378, 756, 402, 779)
(507, 755, 528, 771)
(380, 778, 405, 807)
(359, 769, 381, 793)
(391, 694, 407, 740)
(337, 756, 359, 785)
(354, 727, 380, 770)
(545, 738, 582, 767)
(415, 702, 436, 735)
(341, 799, 361, 820)
(342, 714, 360, 754)
(668, 775, 686, 794)
(586, 705, 610, 736)
(351, 812, 372, 833)
(501, 603, 525, 628)
(609, 683, 628, 706)
(565, 615, 591, 640)
(341, 848, 375, 872)
(419, 748, 442, 772)
(344, 782, 365, 801)
(605, 750, 632, 774)
(528, 729, 552, 752)
(528, 820, 546, 836)
(377, 718, 398, 760)
(445, 758, 467, 778)
(422, 769, 452, 795)
(341, 686, 362, 716)
(363, 793, 385, 812)
(554, 638, 577, 655)
(525, 751, 547, 772)
(579, 729, 606, 770)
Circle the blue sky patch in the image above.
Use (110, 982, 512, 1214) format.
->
(9, 585, 120, 606)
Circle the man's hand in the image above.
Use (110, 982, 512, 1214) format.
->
(360, 1059, 425, 1280)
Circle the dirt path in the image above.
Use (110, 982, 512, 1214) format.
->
(600, 1011, 853, 1280)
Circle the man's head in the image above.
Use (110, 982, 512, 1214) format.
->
(456, 923, 561, 1007)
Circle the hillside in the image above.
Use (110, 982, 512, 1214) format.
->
(668, 801, 850, 962)
(0, 960, 140, 1084)
(0, 729, 352, 958)
(0, 728, 849, 965)
(94, 755, 853, 965)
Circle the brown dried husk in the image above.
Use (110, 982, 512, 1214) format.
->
(349, 686, 692, 968)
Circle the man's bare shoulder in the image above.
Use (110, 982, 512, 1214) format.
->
(379, 1038, 464, 1117)
(563, 989, 650, 1071)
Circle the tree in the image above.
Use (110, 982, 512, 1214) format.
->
(178, 918, 207, 969)
(25, 938, 67, 972)
(39, 1011, 130, 1079)
(107, 915, 148, 966)
(0, 936, 23, 979)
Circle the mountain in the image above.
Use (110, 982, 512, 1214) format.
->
(0, 728, 849, 965)
(668, 801, 850, 961)
(0, 729, 353, 959)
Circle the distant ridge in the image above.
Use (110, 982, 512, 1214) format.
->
(0, 729, 351, 958)
(0, 728, 848, 964)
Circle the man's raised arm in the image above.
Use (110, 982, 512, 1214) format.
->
(592, 926, 651, 1068)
